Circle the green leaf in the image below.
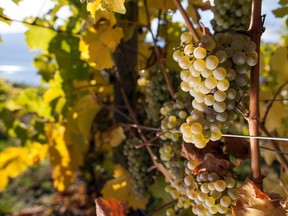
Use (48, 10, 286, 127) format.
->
(279, 0, 288, 6)
(25, 25, 57, 52)
(49, 34, 90, 82)
(11, 0, 22, 4)
(0, 8, 12, 25)
(272, 6, 288, 17)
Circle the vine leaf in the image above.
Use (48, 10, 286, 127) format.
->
(79, 12, 123, 70)
(224, 136, 250, 160)
(147, 0, 176, 10)
(0, 143, 48, 191)
(87, 0, 126, 18)
(232, 179, 288, 216)
(273, 7, 288, 18)
(103, 125, 126, 147)
(25, 25, 56, 52)
(95, 197, 126, 216)
(101, 164, 149, 210)
(0, 8, 12, 25)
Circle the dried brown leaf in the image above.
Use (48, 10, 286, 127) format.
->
(194, 156, 234, 176)
(232, 179, 288, 216)
(95, 197, 125, 216)
(224, 136, 250, 160)
(181, 140, 223, 162)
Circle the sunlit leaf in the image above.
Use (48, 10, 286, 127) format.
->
(25, 25, 57, 52)
(147, 0, 175, 10)
(103, 125, 126, 147)
(101, 164, 149, 209)
(87, 0, 101, 18)
(101, 0, 126, 14)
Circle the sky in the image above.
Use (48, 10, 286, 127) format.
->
(0, 0, 286, 43)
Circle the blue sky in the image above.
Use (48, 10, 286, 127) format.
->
(0, 0, 286, 43)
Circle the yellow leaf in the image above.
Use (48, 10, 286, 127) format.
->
(147, 0, 176, 10)
(0, 171, 9, 191)
(101, 164, 149, 209)
(28, 142, 49, 165)
(0, 147, 31, 178)
(52, 165, 74, 192)
(101, 0, 126, 14)
(103, 125, 126, 147)
(80, 33, 114, 70)
(100, 27, 124, 51)
(87, 0, 101, 18)
(271, 47, 288, 84)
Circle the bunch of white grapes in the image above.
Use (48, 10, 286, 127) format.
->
(159, 100, 190, 142)
(211, 0, 252, 32)
(183, 155, 238, 215)
(123, 137, 151, 199)
(137, 68, 169, 126)
(173, 32, 258, 148)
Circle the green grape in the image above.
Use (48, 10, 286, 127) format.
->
(205, 55, 219, 70)
(180, 32, 193, 45)
(232, 51, 246, 65)
(193, 59, 206, 71)
(205, 77, 218, 89)
(194, 47, 207, 59)
(184, 44, 195, 56)
(213, 67, 227, 80)
(220, 195, 231, 207)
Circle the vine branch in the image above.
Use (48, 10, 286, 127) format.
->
(172, 0, 200, 42)
(247, 0, 264, 189)
(143, 0, 175, 99)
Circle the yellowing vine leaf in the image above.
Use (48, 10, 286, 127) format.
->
(25, 25, 57, 52)
(95, 197, 126, 216)
(87, 0, 126, 18)
(101, 0, 126, 14)
(232, 179, 288, 216)
(270, 47, 288, 84)
(103, 125, 126, 147)
(147, 0, 175, 10)
(0, 142, 49, 191)
(87, 0, 102, 18)
(101, 164, 149, 209)
(79, 15, 123, 70)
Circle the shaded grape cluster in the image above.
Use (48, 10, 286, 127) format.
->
(137, 68, 170, 127)
(173, 32, 258, 148)
(211, 0, 252, 32)
(123, 137, 151, 199)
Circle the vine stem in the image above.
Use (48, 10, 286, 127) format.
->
(247, 0, 264, 189)
(114, 68, 184, 193)
(143, 0, 176, 99)
(172, 0, 200, 42)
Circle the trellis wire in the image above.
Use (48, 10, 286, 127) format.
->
(120, 123, 288, 142)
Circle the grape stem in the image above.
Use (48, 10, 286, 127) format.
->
(172, 0, 200, 42)
(247, 0, 264, 189)
(114, 67, 185, 193)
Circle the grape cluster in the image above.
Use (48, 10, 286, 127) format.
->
(173, 32, 258, 148)
(137, 68, 170, 127)
(211, 0, 252, 32)
(123, 137, 151, 199)
(159, 99, 191, 142)
(183, 154, 238, 215)
(163, 153, 238, 215)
